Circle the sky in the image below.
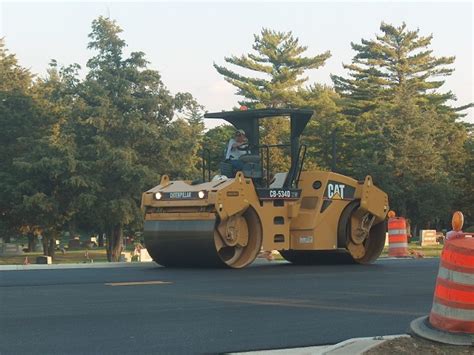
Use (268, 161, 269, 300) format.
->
(1, 1, 473, 127)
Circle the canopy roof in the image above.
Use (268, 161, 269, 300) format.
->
(204, 108, 314, 149)
(204, 108, 314, 187)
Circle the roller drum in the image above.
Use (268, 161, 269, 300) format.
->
(144, 219, 226, 267)
(144, 207, 262, 268)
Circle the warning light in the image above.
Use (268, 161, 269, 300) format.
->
(452, 211, 464, 232)
(387, 210, 396, 218)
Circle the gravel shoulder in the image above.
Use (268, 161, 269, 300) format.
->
(364, 336, 473, 354)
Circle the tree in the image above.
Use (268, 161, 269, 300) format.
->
(355, 95, 455, 228)
(78, 17, 201, 261)
(0, 38, 37, 243)
(332, 22, 457, 117)
(332, 22, 472, 229)
(202, 125, 236, 176)
(160, 98, 205, 180)
(214, 29, 332, 173)
(0, 38, 32, 92)
(299, 84, 345, 171)
(12, 62, 85, 256)
(214, 28, 331, 109)
(457, 131, 474, 228)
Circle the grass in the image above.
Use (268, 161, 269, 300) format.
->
(381, 242, 444, 258)
(1, 242, 444, 265)
(0, 248, 132, 265)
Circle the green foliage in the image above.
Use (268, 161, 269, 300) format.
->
(1, 19, 472, 251)
(75, 16, 202, 260)
(300, 84, 345, 170)
(202, 125, 235, 176)
(333, 22, 472, 229)
(214, 28, 330, 109)
(332, 22, 456, 117)
(0, 19, 204, 259)
(0, 39, 39, 240)
(0, 39, 32, 91)
(214, 28, 334, 173)
(456, 129, 474, 227)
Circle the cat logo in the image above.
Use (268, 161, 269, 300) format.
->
(327, 183, 345, 200)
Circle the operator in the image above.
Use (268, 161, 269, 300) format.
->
(225, 129, 249, 172)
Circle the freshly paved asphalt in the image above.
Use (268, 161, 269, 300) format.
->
(0, 258, 439, 354)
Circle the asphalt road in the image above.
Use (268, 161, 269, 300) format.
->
(0, 258, 439, 354)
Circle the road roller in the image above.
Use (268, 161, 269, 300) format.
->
(141, 109, 389, 268)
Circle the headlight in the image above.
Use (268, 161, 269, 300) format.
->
(154, 192, 162, 200)
(198, 191, 206, 199)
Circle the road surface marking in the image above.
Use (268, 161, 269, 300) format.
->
(105, 281, 172, 286)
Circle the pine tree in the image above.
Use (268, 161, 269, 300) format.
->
(332, 22, 457, 117)
(458, 131, 474, 227)
(214, 29, 331, 173)
(214, 28, 330, 109)
(332, 22, 472, 229)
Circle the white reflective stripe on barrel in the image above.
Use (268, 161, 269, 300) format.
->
(388, 243, 408, 249)
(438, 266, 474, 286)
(431, 302, 474, 321)
(388, 229, 407, 235)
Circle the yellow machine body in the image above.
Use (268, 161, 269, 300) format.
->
(142, 169, 388, 268)
(142, 108, 389, 268)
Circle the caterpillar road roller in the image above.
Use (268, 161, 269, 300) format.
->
(141, 109, 389, 268)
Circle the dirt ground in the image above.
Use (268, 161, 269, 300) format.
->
(365, 336, 473, 354)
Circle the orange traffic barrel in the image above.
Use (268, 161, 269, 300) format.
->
(410, 236, 474, 345)
(388, 217, 408, 257)
(430, 237, 474, 333)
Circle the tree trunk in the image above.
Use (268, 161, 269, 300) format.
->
(106, 229, 112, 262)
(41, 231, 57, 257)
(98, 233, 104, 247)
(42, 236, 48, 256)
(106, 225, 123, 262)
(27, 233, 36, 252)
(48, 236, 56, 258)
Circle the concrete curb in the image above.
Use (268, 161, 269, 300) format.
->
(410, 316, 474, 346)
(0, 256, 431, 271)
(0, 258, 282, 271)
(320, 334, 409, 354)
(0, 261, 156, 271)
(233, 334, 408, 354)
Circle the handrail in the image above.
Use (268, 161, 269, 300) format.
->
(282, 143, 307, 188)
(255, 144, 291, 187)
(258, 144, 270, 187)
(296, 144, 307, 187)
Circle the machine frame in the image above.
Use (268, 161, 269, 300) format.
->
(141, 109, 389, 268)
